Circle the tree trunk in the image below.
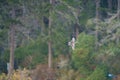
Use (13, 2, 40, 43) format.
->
(48, 0, 52, 70)
(48, 40, 52, 69)
(116, 0, 120, 44)
(75, 23, 79, 39)
(108, 0, 112, 11)
(8, 8, 15, 80)
(47, 0, 53, 80)
(117, 0, 120, 19)
(95, 0, 100, 50)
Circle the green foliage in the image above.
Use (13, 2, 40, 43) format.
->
(75, 33, 95, 52)
(79, 0, 96, 25)
(15, 39, 48, 67)
(99, 43, 120, 74)
(7, 0, 21, 5)
(86, 66, 107, 80)
(0, 0, 120, 79)
(86, 18, 95, 29)
(52, 22, 69, 56)
(3, 38, 48, 68)
(62, 0, 81, 7)
(56, 69, 81, 80)
(0, 28, 8, 46)
(72, 33, 95, 75)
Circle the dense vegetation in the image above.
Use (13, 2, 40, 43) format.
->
(0, 0, 120, 80)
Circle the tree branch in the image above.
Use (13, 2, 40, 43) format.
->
(105, 13, 119, 23)
(58, 0, 81, 25)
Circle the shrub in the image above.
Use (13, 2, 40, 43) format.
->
(0, 69, 32, 80)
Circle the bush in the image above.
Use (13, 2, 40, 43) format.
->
(0, 68, 31, 80)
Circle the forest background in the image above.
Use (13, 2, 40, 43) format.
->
(0, 0, 120, 80)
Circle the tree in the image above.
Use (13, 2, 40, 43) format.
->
(72, 33, 95, 79)
(8, 9, 15, 79)
(116, 0, 120, 44)
(0, 0, 22, 79)
(48, 0, 52, 69)
(8, 4, 18, 80)
(95, 0, 100, 50)
(118, 0, 120, 19)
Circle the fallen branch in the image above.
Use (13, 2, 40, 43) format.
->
(105, 12, 119, 23)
